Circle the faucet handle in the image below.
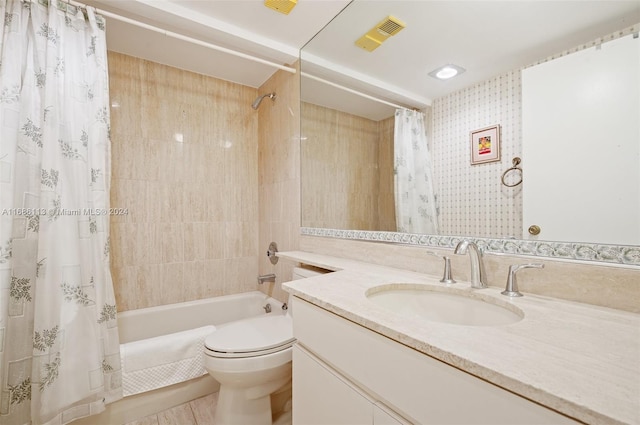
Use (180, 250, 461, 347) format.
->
(440, 256, 456, 284)
(502, 263, 544, 297)
(426, 251, 456, 284)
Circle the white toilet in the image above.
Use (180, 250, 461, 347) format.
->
(204, 267, 323, 425)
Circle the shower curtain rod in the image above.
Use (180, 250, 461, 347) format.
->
(64, 0, 297, 74)
(301, 72, 411, 110)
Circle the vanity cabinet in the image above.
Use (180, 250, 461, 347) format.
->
(292, 296, 580, 425)
(293, 345, 406, 424)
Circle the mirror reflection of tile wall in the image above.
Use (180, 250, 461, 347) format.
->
(301, 103, 396, 231)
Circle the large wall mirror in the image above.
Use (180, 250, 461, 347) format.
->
(300, 1, 640, 265)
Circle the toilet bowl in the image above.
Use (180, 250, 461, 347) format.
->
(204, 267, 326, 425)
(204, 314, 294, 425)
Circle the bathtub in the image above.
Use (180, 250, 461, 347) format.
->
(72, 291, 285, 425)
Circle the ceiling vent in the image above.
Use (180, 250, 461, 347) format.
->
(264, 0, 297, 15)
(355, 15, 406, 52)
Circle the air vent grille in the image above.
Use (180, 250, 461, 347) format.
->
(355, 15, 406, 52)
(264, 0, 297, 15)
(378, 18, 404, 36)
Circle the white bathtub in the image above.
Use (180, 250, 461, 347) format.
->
(73, 291, 284, 425)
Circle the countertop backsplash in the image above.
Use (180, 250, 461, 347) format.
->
(299, 234, 640, 313)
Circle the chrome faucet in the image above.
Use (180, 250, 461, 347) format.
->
(257, 274, 276, 284)
(502, 264, 544, 297)
(453, 240, 488, 289)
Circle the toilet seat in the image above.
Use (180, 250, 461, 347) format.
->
(205, 314, 294, 359)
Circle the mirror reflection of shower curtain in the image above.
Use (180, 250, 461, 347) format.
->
(393, 109, 439, 234)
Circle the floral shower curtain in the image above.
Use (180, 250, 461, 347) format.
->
(0, 0, 121, 424)
(394, 109, 439, 234)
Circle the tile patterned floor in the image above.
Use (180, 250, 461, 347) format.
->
(125, 392, 218, 425)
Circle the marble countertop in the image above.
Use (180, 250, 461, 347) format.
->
(279, 251, 640, 425)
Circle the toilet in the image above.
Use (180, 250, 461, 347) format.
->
(204, 267, 324, 425)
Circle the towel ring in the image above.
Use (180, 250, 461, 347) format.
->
(501, 157, 523, 187)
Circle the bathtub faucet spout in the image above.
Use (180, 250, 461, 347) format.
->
(257, 274, 276, 285)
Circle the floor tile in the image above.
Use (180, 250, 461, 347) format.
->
(157, 403, 197, 425)
(124, 414, 159, 425)
(189, 392, 218, 425)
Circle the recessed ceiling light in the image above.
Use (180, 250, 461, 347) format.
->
(429, 64, 466, 80)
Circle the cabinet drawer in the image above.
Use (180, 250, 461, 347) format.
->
(293, 345, 372, 425)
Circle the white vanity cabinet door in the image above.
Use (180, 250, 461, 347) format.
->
(293, 345, 372, 425)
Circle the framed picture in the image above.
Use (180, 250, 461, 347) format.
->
(470, 125, 501, 165)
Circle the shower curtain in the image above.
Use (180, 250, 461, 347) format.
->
(394, 109, 439, 234)
(0, 1, 121, 424)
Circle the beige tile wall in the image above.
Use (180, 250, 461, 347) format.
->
(108, 52, 260, 312)
(301, 103, 395, 231)
(257, 65, 301, 303)
(377, 116, 395, 231)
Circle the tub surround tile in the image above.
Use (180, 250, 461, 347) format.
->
(111, 179, 148, 224)
(224, 257, 259, 295)
(137, 265, 164, 308)
(183, 261, 205, 302)
(257, 64, 302, 304)
(160, 263, 185, 305)
(111, 266, 135, 312)
(108, 51, 260, 311)
(279, 250, 640, 425)
(224, 221, 259, 259)
(183, 223, 206, 262)
(223, 185, 258, 222)
(204, 184, 226, 222)
(202, 259, 227, 298)
(160, 223, 185, 264)
(205, 223, 226, 260)
(158, 142, 185, 184)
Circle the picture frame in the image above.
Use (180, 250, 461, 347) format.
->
(470, 124, 501, 165)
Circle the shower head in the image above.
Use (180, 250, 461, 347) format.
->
(251, 92, 276, 110)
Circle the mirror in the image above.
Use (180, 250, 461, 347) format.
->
(300, 1, 640, 255)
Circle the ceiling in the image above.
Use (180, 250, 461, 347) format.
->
(85, 0, 350, 87)
(88, 0, 640, 119)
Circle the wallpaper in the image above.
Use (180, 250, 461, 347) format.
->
(432, 71, 522, 239)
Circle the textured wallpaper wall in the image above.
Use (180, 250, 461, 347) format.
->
(431, 71, 523, 239)
(430, 22, 639, 240)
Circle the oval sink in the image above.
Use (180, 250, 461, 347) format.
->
(366, 285, 523, 326)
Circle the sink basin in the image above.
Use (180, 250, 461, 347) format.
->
(366, 285, 523, 326)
